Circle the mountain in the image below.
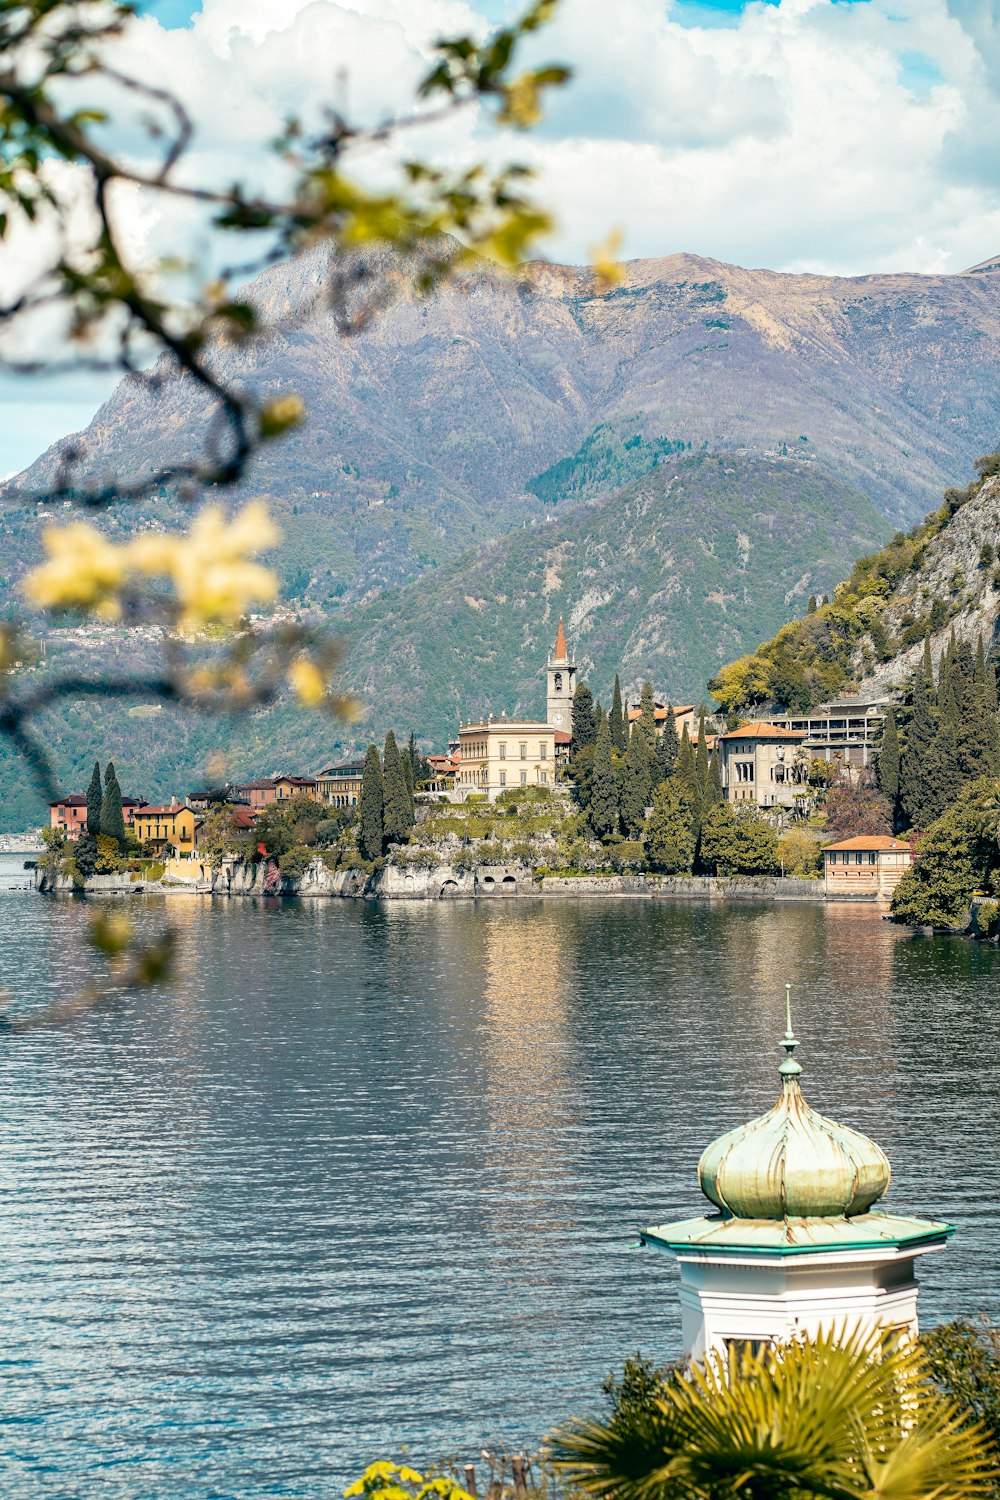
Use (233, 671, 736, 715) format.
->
(707, 460, 1000, 718)
(6, 245, 1000, 825)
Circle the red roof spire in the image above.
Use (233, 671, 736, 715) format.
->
(554, 617, 568, 662)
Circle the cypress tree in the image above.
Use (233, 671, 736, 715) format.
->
(659, 704, 679, 782)
(707, 738, 724, 807)
(978, 635, 998, 712)
(923, 686, 961, 825)
(86, 760, 103, 836)
(877, 708, 900, 829)
(571, 683, 596, 754)
(402, 749, 415, 806)
(100, 761, 126, 843)
(609, 675, 626, 753)
(922, 633, 934, 691)
(694, 707, 710, 806)
(900, 667, 935, 830)
(382, 730, 412, 845)
(358, 744, 384, 861)
(676, 723, 696, 799)
(589, 718, 619, 840)
(619, 720, 652, 838)
(638, 681, 657, 750)
(594, 701, 607, 736)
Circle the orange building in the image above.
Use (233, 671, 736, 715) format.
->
(823, 836, 913, 900)
(49, 794, 89, 839)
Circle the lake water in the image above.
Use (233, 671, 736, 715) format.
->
(0, 893, 997, 1498)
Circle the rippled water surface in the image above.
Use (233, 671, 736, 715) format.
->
(0, 894, 998, 1497)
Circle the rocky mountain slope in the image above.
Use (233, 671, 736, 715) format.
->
(6, 245, 1000, 825)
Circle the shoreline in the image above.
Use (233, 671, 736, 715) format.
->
(34, 864, 861, 905)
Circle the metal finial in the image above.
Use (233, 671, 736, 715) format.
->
(779, 982, 802, 1082)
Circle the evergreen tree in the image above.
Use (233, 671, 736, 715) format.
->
(922, 674, 961, 825)
(571, 682, 596, 754)
(700, 800, 736, 874)
(358, 744, 384, 861)
(807, 594, 818, 614)
(100, 762, 126, 843)
(402, 748, 415, 806)
(900, 667, 936, 830)
(922, 633, 934, 690)
(676, 723, 696, 799)
(659, 704, 679, 782)
(877, 708, 900, 829)
(594, 700, 607, 736)
(619, 720, 652, 838)
(589, 718, 619, 840)
(638, 681, 657, 750)
(644, 780, 696, 874)
(609, 675, 626, 753)
(382, 730, 412, 845)
(977, 635, 998, 712)
(707, 740, 724, 807)
(86, 760, 103, 836)
(694, 707, 710, 807)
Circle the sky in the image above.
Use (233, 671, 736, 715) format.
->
(4, 0, 1000, 478)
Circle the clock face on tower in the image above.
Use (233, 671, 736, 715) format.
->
(553, 712, 563, 725)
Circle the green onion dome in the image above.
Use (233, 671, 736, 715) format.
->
(697, 988, 891, 1221)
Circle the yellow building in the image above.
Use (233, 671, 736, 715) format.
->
(456, 720, 554, 802)
(132, 803, 197, 855)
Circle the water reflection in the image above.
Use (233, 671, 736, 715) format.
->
(0, 893, 996, 1497)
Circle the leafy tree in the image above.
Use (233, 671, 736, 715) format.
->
(644, 780, 696, 873)
(777, 827, 823, 877)
(73, 834, 100, 879)
(877, 707, 900, 827)
(100, 762, 126, 844)
(891, 779, 999, 928)
(659, 704, 679, 782)
(550, 1326, 999, 1500)
(699, 801, 736, 874)
(588, 718, 619, 840)
(609, 675, 626, 754)
(619, 721, 652, 839)
(383, 730, 413, 846)
(702, 803, 779, 875)
(358, 745, 385, 862)
(572, 683, 597, 754)
(923, 1319, 1000, 1454)
(823, 775, 893, 842)
(86, 761, 103, 837)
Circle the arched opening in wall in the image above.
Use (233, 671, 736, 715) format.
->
(554, 672, 562, 691)
(502, 875, 517, 891)
(440, 880, 460, 898)
(481, 875, 496, 893)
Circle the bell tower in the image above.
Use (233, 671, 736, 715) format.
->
(546, 618, 576, 731)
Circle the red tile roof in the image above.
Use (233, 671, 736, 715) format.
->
(49, 794, 87, 807)
(720, 721, 808, 740)
(134, 805, 190, 817)
(627, 704, 696, 722)
(554, 730, 572, 744)
(823, 836, 911, 852)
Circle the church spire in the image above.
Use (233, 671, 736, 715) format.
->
(553, 618, 568, 664)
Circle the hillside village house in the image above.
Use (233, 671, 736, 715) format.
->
(627, 702, 699, 738)
(50, 792, 141, 839)
(456, 720, 554, 801)
(315, 761, 365, 807)
(132, 803, 197, 856)
(718, 721, 809, 809)
(237, 775, 317, 810)
(823, 835, 913, 899)
(759, 696, 891, 772)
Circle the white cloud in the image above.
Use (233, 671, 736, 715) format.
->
(5, 0, 1000, 474)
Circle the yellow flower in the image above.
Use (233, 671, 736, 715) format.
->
(131, 501, 281, 628)
(590, 228, 624, 288)
(22, 522, 127, 612)
(289, 656, 326, 708)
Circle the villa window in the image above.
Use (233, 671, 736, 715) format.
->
(540, 771, 548, 784)
(499, 743, 506, 759)
(499, 771, 507, 788)
(520, 743, 527, 759)
(540, 743, 547, 760)
(520, 771, 527, 786)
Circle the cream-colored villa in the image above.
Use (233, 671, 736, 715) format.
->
(455, 719, 555, 802)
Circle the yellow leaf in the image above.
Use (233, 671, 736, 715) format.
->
(289, 656, 327, 708)
(590, 228, 624, 288)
